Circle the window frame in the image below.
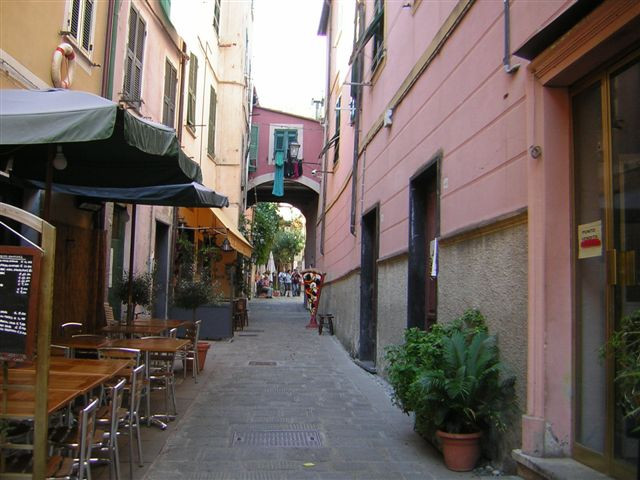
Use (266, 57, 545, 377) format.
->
(65, 0, 96, 57)
(268, 124, 304, 165)
(371, 0, 385, 72)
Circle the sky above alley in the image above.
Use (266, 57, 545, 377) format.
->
(252, 0, 326, 119)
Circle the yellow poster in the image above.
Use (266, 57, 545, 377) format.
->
(578, 220, 603, 259)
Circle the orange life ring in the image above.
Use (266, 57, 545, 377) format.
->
(51, 42, 75, 89)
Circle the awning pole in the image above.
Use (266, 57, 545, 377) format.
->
(126, 204, 137, 325)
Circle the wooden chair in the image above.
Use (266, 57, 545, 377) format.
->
(104, 302, 119, 327)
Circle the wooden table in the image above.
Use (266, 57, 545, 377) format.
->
(102, 324, 170, 337)
(107, 338, 190, 428)
(0, 358, 130, 419)
(52, 336, 110, 353)
(132, 319, 190, 329)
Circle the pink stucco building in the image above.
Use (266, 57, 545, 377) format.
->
(317, 0, 640, 478)
(248, 105, 324, 266)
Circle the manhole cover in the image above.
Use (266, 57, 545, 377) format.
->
(248, 361, 277, 366)
(231, 430, 323, 447)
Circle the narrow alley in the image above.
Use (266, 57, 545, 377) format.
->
(141, 298, 519, 480)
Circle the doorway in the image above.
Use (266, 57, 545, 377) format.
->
(153, 221, 170, 318)
(408, 157, 440, 330)
(573, 53, 639, 479)
(359, 205, 379, 366)
(107, 205, 127, 321)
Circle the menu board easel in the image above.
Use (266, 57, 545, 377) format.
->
(0, 246, 41, 362)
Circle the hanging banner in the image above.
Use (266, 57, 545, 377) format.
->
(578, 220, 603, 259)
(0, 246, 41, 361)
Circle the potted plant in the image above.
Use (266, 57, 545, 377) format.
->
(114, 270, 155, 320)
(385, 309, 517, 472)
(602, 309, 640, 437)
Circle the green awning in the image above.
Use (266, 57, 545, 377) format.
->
(0, 89, 203, 187)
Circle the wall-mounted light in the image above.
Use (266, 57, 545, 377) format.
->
(311, 169, 333, 176)
(288, 141, 300, 160)
(221, 237, 233, 252)
(53, 145, 67, 170)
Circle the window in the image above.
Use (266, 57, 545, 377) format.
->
(249, 125, 259, 172)
(123, 7, 146, 103)
(207, 86, 217, 157)
(274, 129, 298, 161)
(213, 0, 221, 36)
(371, 0, 384, 71)
(334, 96, 341, 164)
(67, 0, 95, 54)
(162, 60, 177, 128)
(186, 54, 198, 128)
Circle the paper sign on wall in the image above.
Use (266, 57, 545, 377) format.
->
(578, 220, 603, 259)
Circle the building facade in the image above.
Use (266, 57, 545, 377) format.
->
(317, 0, 640, 477)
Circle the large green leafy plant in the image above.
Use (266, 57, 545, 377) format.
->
(385, 309, 517, 437)
(602, 309, 640, 422)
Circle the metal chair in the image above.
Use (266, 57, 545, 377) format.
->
(60, 322, 83, 338)
(50, 344, 71, 358)
(180, 320, 202, 382)
(140, 337, 178, 428)
(95, 378, 126, 480)
(48, 397, 100, 480)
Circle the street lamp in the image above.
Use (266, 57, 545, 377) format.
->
(288, 141, 300, 160)
(221, 237, 233, 252)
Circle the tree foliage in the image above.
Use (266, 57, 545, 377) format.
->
(250, 203, 281, 266)
(272, 228, 305, 269)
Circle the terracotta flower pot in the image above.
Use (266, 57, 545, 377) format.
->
(436, 430, 482, 472)
(187, 341, 210, 372)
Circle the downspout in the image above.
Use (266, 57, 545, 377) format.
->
(169, 40, 189, 314)
(502, 0, 520, 74)
(100, 0, 119, 309)
(319, 6, 332, 255)
(350, 57, 363, 235)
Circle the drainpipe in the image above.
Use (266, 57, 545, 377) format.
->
(503, 0, 520, 74)
(350, 61, 363, 235)
(169, 40, 189, 313)
(319, 6, 333, 255)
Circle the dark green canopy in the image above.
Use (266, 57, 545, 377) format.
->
(0, 89, 203, 188)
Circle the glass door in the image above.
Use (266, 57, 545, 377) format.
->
(574, 54, 639, 479)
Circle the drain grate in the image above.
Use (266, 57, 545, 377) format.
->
(231, 430, 323, 447)
(242, 329, 264, 333)
(238, 333, 259, 337)
(248, 361, 277, 366)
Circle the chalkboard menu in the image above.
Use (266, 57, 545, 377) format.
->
(0, 246, 41, 361)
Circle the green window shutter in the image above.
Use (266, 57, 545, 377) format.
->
(162, 60, 177, 127)
(274, 130, 285, 153)
(334, 97, 341, 164)
(159, 0, 171, 19)
(81, 0, 94, 51)
(371, 0, 384, 71)
(249, 125, 259, 171)
(207, 86, 217, 156)
(213, 0, 221, 35)
(187, 54, 198, 126)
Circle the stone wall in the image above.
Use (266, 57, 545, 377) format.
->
(319, 271, 360, 358)
(437, 221, 528, 471)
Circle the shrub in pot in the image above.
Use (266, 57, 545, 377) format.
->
(602, 309, 640, 436)
(385, 309, 517, 471)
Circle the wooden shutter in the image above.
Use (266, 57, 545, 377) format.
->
(213, 0, 221, 35)
(162, 60, 177, 128)
(249, 125, 259, 171)
(207, 86, 217, 156)
(70, 0, 81, 39)
(187, 54, 198, 126)
(133, 13, 145, 100)
(81, 0, 93, 51)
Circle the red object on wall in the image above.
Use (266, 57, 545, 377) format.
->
(302, 269, 325, 329)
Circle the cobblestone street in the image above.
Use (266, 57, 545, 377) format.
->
(139, 297, 520, 480)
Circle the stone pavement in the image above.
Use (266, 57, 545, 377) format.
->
(137, 296, 521, 480)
